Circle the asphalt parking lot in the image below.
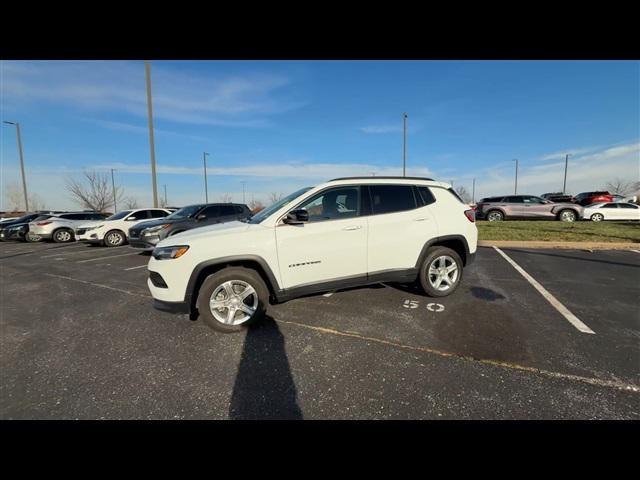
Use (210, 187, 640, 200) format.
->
(1, 240, 639, 419)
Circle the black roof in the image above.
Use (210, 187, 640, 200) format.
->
(330, 176, 434, 181)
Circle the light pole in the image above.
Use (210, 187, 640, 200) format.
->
(3, 121, 29, 211)
(402, 112, 408, 177)
(513, 159, 519, 194)
(163, 184, 168, 206)
(145, 61, 159, 207)
(472, 178, 476, 203)
(240, 181, 246, 204)
(563, 153, 571, 194)
(110, 168, 117, 212)
(203, 152, 209, 203)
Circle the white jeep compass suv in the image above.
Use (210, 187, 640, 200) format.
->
(148, 177, 477, 333)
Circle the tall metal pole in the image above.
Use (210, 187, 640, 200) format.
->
(3, 121, 29, 211)
(402, 113, 408, 177)
(110, 168, 117, 212)
(513, 159, 519, 195)
(472, 178, 476, 203)
(563, 154, 570, 193)
(145, 61, 159, 207)
(164, 184, 167, 206)
(241, 181, 246, 204)
(203, 152, 209, 203)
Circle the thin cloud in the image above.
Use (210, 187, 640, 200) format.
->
(2, 61, 305, 127)
(360, 125, 403, 134)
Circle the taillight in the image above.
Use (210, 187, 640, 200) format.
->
(36, 221, 52, 226)
(464, 209, 475, 222)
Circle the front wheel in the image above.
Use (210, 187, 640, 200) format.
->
(591, 213, 604, 222)
(104, 230, 126, 247)
(25, 232, 42, 242)
(418, 246, 463, 297)
(557, 209, 577, 222)
(197, 267, 269, 333)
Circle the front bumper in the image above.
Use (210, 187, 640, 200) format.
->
(129, 235, 160, 250)
(75, 231, 103, 243)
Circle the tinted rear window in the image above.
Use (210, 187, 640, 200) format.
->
(220, 205, 236, 216)
(369, 185, 417, 215)
(417, 186, 436, 206)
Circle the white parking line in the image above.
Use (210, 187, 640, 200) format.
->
(124, 264, 148, 271)
(493, 246, 595, 334)
(41, 246, 123, 259)
(76, 252, 141, 263)
(630, 249, 640, 254)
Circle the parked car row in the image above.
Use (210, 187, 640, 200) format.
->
(0, 204, 253, 248)
(475, 193, 640, 222)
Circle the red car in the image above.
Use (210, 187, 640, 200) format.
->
(573, 191, 614, 206)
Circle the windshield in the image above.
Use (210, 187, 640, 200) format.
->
(248, 187, 313, 224)
(165, 204, 204, 220)
(106, 210, 133, 221)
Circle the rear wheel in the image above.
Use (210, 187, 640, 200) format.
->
(104, 230, 126, 247)
(53, 228, 74, 243)
(418, 246, 463, 297)
(197, 267, 269, 333)
(487, 210, 504, 222)
(557, 209, 577, 222)
(591, 213, 604, 222)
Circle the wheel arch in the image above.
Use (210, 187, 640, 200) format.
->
(415, 235, 470, 268)
(486, 208, 506, 219)
(185, 256, 281, 315)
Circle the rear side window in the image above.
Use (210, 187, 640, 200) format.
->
(601, 203, 618, 209)
(59, 213, 84, 220)
(505, 196, 524, 203)
(416, 186, 436, 206)
(619, 203, 638, 209)
(200, 206, 222, 217)
(149, 210, 169, 218)
(369, 185, 417, 215)
(234, 206, 245, 214)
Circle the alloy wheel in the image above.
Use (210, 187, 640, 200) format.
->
(427, 255, 459, 292)
(209, 280, 258, 326)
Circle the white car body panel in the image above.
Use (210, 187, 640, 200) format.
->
(582, 203, 640, 221)
(74, 208, 172, 243)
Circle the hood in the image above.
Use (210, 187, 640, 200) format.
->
(156, 220, 255, 246)
(130, 217, 187, 231)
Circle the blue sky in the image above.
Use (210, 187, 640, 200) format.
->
(1, 60, 639, 210)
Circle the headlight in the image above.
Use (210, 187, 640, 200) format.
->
(152, 245, 189, 260)
(143, 224, 171, 235)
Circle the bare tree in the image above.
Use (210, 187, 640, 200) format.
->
(268, 192, 283, 204)
(66, 170, 124, 212)
(455, 185, 472, 204)
(249, 198, 264, 213)
(123, 197, 139, 209)
(29, 193, 46, 211)
(603, 178, 638, 196)
(219, 193, 233, 203)
(4, 182, 23, 211)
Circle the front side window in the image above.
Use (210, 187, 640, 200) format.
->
(369, 185, 417, 215)
(618, 203, 637, 209)
(505, 196, 524, 203)
(200, 206, 222, 217)
(220, 205, 237, 216)
(523, 196, 545, 204)
(249, 187, 312, 224)
(297, 187, 360, 222)
(149, 210, 169, 218)
(106, 210, 133, 221)
(166, 205, 205, 220)
(601, 203, 618, 209)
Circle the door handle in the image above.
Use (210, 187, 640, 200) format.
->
(342, 225, 362, 231)
(414, 217, 429, 221)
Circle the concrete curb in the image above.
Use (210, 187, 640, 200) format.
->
(478, 240, 640, 250)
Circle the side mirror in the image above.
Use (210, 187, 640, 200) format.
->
(283, 209, 309, 225)
(196, 214, 207, 220)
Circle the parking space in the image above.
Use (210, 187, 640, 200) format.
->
(1, 240, 638, 419)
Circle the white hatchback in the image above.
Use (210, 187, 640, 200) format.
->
(75, 208, 174, 247)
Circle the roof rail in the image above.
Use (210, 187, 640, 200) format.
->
(329, 176, 435, 181)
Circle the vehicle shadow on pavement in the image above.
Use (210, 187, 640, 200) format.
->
(229, 315, 303, 420)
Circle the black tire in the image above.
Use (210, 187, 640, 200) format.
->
(104, 229, 126, 247)
(486, 209, 504, 222)
(197, 267, 269, 333)
(418, 246, 464, 297)
(52, 228, 74, 243)
(557, 209, 577, 222)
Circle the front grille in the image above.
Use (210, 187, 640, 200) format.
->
(149, 271, 168, 288)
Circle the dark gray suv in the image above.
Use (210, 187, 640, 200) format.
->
(128, 203, 252, 250)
